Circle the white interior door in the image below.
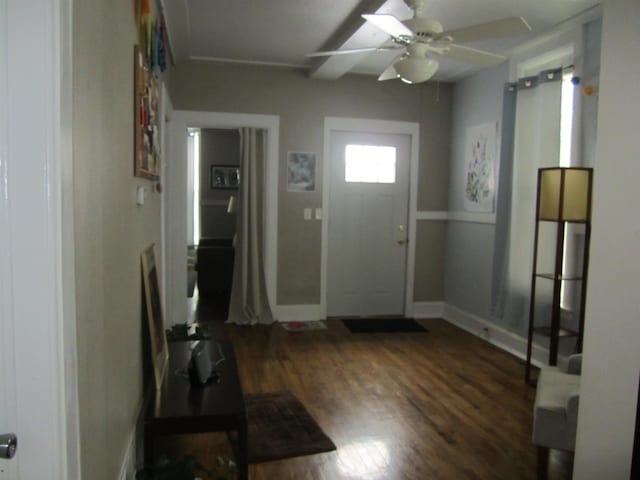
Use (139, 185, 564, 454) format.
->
(327, 130, 411, 317)
(1, 1, 76, 478)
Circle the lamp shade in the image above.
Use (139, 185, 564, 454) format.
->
(538, 167, 593, 221)
(394, 56, 438, 84)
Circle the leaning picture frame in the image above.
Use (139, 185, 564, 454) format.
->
(141, 243, 169, 389)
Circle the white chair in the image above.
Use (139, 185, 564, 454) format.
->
(532, 354, 582, 480)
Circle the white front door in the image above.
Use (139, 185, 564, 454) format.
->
(327, 130, 411, 317)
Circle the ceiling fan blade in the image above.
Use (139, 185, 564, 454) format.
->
(362, 13, 413, 39)
(442, 16, 531, 43)
(306, 46, 401, 58)
(444, 44, 507, 67)
(378, 62, 399, 81)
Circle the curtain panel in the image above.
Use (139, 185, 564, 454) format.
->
(492, 68, 563, 333)
(227, 128, 274, 325)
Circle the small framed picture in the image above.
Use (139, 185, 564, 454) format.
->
(211, 165, 240, 189)
(287, 152, 316, 192)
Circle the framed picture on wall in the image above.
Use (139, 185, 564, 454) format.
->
(287, 151, 316, 192)
(141, 243, 168, 389)
(464, 122, 496, 213)
(211, 165, 240, 189)
(134, 45, 161, 180)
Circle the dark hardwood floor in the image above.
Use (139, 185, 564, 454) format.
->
(155, 294, 573, 479)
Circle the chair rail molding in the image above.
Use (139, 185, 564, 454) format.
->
(415, 211, 497, 224)
(448, 211, 496, 224)
(416, 211, 449, 221)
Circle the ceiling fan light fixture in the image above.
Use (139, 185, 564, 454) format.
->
(394, 56, 438, 84)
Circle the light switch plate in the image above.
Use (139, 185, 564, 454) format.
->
(315, 208, 322, 220)
(304, 208, 312, 220)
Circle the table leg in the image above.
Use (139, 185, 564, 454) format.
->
(237, 418, 249, 480)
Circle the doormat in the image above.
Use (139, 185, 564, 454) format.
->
(280, 320, 327, 332)
(230, 390, 336, 464)
(342, 317, 427, 333)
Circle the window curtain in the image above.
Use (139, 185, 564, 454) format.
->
(493, 69, 563, 333)
(226, 128, 274, 325)
(491, 83, 517, 320)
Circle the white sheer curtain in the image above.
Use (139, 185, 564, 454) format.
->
(226, 128, 274, 325)
(500, 70, 563, 332)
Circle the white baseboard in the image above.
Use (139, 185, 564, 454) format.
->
(118, 396, 147, 480)
(273, 304, 323, 322)
(413, 301, 445, 318)
(442, 304, 549, 367)
(118, 424, 137, 480)
(272, 301, 554, 368)
(275, 302, 445, 322)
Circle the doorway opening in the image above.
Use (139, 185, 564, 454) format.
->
(166, 111, 279, 328)
(187, 127, 240, 319)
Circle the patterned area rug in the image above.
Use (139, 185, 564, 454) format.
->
(280, 320, 327, 332)
(232, 390, 336, 464)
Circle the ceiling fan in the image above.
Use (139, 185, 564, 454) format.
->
(307, 0, 531, 84)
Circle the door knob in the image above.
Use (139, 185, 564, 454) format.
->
(0, 433, 17, 459)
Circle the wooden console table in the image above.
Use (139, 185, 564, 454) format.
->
(144, 340, 248, 480)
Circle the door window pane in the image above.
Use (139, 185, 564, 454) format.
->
(345, 145, 396, 183)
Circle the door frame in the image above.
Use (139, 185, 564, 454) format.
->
(0, 0, 80, 478)
(165, 111, 279, 326)
(321, 117, 419, 319)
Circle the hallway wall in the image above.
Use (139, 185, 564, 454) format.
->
(72, 1, 162, 478)
(169, 62, 452, 307)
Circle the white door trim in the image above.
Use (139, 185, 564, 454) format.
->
(321, 117, 419, 319)
(0, 0, 79, 478)
(159, 85, 173, 327)
(166, 111, 279, 324)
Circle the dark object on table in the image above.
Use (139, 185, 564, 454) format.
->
(188, 341, 222, 386)
(165, 323, 210, 342)
(144, 340, 248, 480)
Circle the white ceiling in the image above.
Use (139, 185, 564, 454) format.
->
(161, 0, 600, 82)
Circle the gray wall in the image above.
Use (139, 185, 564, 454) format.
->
(73, 1, 162, 478)
(169, 62, 452, 306)
(414, 220, 446, 301)
(445, 18, 602, 334)
(199, 128, 239, 239)
(445, 63, 508, 321)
